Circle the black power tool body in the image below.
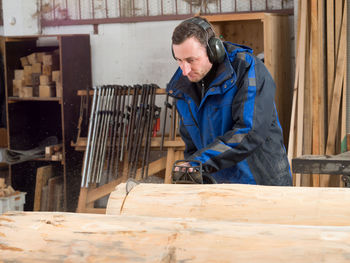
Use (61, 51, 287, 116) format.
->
(171, 160, 217, 184)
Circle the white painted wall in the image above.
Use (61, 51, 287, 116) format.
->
(44, 22, 179, 89)
(3, 0, 39, 36)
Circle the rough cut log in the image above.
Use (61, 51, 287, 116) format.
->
(1, 211, 350, 262)
(106, 183, 350, 226)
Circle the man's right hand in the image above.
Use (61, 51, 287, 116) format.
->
(174, 161, 194, 172)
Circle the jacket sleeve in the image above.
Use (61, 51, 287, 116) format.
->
(179, 120, 197, 159)
(188, 55, 279, 171)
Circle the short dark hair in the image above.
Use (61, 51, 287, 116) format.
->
(172, 16, 215, 48)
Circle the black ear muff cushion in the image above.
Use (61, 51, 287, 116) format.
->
(208, 37, 226, 64)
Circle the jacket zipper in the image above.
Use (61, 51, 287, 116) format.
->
(169, 91, 204, 146)
(186, 96, 204, 147)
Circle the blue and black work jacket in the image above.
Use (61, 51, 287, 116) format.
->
(166, 42, 292, 185)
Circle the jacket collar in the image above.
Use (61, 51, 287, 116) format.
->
(167, 42, 253, 97)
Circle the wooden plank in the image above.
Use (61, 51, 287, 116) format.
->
(326, 0, 335, 120)
(334, 0, 343, 56)
(340, 1, 347, 151)
(135, 156, 167, 180)
(264, 14, 292, 146)
(47, 176, 63, 211)
(302, 17, 312, 186)
(1, 211, 350, 262)
(204, 12, 266, 22)
(219, 20, 264, 55)
(106, 183, 350, 226)
(40, 185, 49, 211)
(54, 183, 63, 211)
(287, 75, 298, 164)
(325, 7, 347, 157)
(72, 136, 185, 150)
(287, 0, 302, 165)
(295, 0, 309, 186)
(164, 148, 175, 184)
(33, 165, 54, 211)
(85, 177, 125, 205)
(316, 0, 326, 187)
(311, 0, 320, 187)
(75, 187, 88, 213)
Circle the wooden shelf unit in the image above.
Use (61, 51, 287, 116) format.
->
(1, 35, 92, 212)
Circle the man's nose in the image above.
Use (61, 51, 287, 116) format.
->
(180, 61, 191, 76)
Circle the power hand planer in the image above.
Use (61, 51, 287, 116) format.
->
(171, 160, 217, 184)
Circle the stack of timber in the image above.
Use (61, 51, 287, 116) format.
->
(45, 143, 63, 161)
(288, 0, 347, 187)
(12, 50, 61, 98)
(1, 183, 350, 261)
(33, 165, 63, 212)
(0, 178, 15, 197)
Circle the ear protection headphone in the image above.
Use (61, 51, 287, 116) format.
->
(172, 17, 226, 64)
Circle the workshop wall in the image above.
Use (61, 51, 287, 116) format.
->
(43, 22, 179, 89)
(1, 0, 178, 89)
(1, 0, 296, 92)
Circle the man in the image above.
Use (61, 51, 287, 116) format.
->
(167, 16, 292, 185)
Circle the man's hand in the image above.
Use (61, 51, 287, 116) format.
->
(174, 161, 194, 172)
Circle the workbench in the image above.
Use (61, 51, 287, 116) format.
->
(292, 151, 350, 187)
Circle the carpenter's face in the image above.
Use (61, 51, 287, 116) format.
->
(172, 37, 212, 83)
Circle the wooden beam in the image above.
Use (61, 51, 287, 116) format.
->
(1, 211, 350, 262)
(86, 177, 125, 205)
(72, 136, 185, 150)
(204, 12, 266, 22)
(107, 183, 350, 226)
(135, 156, 167, 180)
(164, 148, 175, 184)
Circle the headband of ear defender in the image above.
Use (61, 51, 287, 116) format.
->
(172, 17, 226, 64)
